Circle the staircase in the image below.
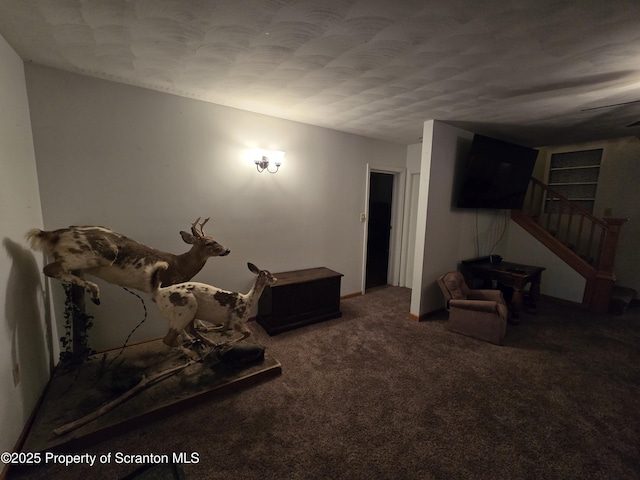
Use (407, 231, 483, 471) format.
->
(511, 177, 629, 312)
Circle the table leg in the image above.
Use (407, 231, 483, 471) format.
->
(511, 288, 524, 319)
(528, 276, 541, 313)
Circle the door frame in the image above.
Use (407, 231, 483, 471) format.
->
(361, 164, 407, 294)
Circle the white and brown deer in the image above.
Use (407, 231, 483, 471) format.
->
(151, 262, 277, 349)
(26, 217, 230, 305)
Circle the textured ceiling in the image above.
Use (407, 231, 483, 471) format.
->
(1, 0, 640, 146)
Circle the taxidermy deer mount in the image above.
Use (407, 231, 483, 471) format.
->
(26, 217, 230, 305)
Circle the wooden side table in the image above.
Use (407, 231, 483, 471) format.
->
(461, 261, 545, 319)
(257, 267, 343, 335)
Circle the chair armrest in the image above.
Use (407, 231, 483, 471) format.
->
(449, 299, 498, 313)
(468, 289, 505, 304)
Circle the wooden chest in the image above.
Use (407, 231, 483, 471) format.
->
(257, 267, 343, 335)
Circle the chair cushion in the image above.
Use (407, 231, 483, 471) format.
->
(442, 271, 470, 299)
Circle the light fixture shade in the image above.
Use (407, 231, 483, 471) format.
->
(270, 150, 285, 166)
(249, 149, 285, 173)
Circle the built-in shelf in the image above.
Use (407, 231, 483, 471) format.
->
(546, 148, 603, 214)
(549, 182, 598, 186)
(547, 197, 596, 202)
(549, 165, 600, 171)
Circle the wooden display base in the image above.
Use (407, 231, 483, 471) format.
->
(21, 338, 281, 454)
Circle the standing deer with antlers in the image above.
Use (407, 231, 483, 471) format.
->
(26, 217, 230, 304)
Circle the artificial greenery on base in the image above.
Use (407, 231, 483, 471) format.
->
(59, 283, 96, 366)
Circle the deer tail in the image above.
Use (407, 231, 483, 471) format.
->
(149, 261, 170, 294)
(25, 228, 48, 251)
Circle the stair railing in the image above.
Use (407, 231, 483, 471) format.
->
(522, 178, 610, 269)
(515, 177, 628, 312)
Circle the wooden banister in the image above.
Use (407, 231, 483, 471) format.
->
(512, 177, 628, 312)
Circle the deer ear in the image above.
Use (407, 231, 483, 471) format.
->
(248, 262, 260, 274)
(180, 231, 196, 244)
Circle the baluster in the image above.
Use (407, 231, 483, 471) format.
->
(536, 182, 544, 219)
(536, 181, 544, 218)
(566, 205, 574, 248)
(527, 180, 535, 216)
(555, 199, 563, 239)
(545, 195, 553, 231)
(595, 227, 607, 268)
(575, 213, 585, 253)
(586, 220, 596, 264)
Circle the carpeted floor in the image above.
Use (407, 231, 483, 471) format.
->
(9, 286, 640, 479)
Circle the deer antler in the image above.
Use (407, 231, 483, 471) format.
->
(191, 217, 210, 238)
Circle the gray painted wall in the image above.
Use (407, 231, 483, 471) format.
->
(0, 35, 51, 458)
(24, 63, 408, 351)
(411, 121, 510, 316)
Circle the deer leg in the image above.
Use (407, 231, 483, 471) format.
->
(221, 321, 252, 348)
(179, 330, 197, 344)
(194, 319, 224, 332)
(161, 297, 198, 348)
(43, 262, 101, 304)
(163, 328, 182, 348)
(186, 321, 220, 347)
(158, 338, 200, 361)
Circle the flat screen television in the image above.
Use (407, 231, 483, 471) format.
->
(456, 134, 538, 209)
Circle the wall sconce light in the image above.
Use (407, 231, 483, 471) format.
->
(253, 150, 284, 174)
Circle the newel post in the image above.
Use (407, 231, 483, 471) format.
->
(588, 217, 628, 312)
(597, 217, 628, 273)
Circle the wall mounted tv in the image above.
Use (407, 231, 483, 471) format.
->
(456, 134, 538, 210)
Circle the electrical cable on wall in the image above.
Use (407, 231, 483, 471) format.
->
(475, 209, 508, 257)
(490, 210, 509, 254)
(107, 287, 148, 368)
(475, 208, 480, 257)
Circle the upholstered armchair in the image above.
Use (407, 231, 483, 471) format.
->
(436, 271, 508, 345)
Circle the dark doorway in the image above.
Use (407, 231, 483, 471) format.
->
(366, 172, 394, 289)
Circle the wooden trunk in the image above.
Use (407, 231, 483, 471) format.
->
(257, 267, 343, 335)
